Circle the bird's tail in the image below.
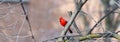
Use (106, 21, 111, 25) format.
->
(68, 28, 73, 33)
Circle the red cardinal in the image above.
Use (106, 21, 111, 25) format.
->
(59, 17, 73, 33)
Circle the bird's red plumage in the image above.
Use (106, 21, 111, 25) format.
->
(60, 17, 67, 26)
(59, 17, 73, 33)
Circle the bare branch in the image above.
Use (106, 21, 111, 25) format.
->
(44, 33, 120, 42)
(20, 0, 35, 42)
(68, 11, 82, 35)
(87, 6, 118, 35)
(60, 0, 87, 36)
(58, 0, 88, 41)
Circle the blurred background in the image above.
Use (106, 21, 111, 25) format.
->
(0, 0, 120, 42)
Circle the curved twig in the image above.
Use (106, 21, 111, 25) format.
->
(87, 7, 118, 34)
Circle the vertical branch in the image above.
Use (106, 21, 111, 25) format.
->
(113, 14, 120, 30)
(74, 0, 83, 10)
(20, 0, 35, 42)
(81, 13, 90, 34)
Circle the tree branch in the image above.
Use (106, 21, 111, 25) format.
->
(44, 33, 120, 42)
(58, 0, 88, 41)
(68, 11, 82, 35)
(87, 7, 118, 35)
(20, 0, 35, 42)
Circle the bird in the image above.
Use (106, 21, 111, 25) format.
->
(59, 17, 73, 33)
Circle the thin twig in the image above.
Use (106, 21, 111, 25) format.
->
(87, 7, 118, 35)
(16, 17, 26, 42)
(20, 0, 35, 42)
(113, 0, 120, 7)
